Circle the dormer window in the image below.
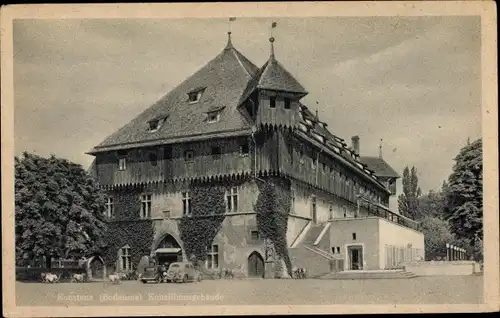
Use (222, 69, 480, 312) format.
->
(205, 106, 225, 123)
(270, 97, 276, 108)
(187, 87, 206, 103)
(147, 115, 168, 133)
(240, 140, 250, 155)
(207, 112, 219, 123)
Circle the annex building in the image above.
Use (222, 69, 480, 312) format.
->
(88, 32, 424, 278)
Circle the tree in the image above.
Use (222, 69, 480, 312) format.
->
(398, 166, 422, 220)
(15, 152, 108, 268)
(419, 216, 454, 260)
(443, 139, 483, 244)
(418, 190, 446, 219)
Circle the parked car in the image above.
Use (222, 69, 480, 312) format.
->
(166, 262, 203, 283)
(140, 264, 169, 284)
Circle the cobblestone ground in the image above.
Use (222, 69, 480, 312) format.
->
(16, 276, 483, 306)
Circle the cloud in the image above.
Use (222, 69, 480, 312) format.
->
(13, 16, 481, 193)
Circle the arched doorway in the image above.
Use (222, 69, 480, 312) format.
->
(154, 234, 182, 266)
(87, 256, 106, 280)
(248, 251, 265, 278)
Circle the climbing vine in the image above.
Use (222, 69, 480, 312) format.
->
(101, 186, 155, 269)
(255, 177, 292, 276)
(178, 181, 226, 262)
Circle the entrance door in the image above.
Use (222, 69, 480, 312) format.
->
(89, 257, 105, 280)
(247, 252, 265, 278)
(348, 246, 363, 270)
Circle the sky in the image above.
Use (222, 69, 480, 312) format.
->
(13, 16, 481, 194)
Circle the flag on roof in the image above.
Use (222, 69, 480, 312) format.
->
(272, 22, 277, 28)
(229, 17, 236, 21)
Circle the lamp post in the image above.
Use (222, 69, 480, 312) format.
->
(446, 243, 450, 261)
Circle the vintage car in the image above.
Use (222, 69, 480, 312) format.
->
(165, 262, 203, 283)
(139, 264, 169, 284)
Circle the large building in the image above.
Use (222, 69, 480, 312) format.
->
(88, 32, 424, 278)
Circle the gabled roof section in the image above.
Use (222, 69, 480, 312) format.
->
(90, 33, 259, 153)
(359, 157, 400, 178)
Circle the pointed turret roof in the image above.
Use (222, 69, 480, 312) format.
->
(89, 33, 259, 153)
(239, 37, 307, 105)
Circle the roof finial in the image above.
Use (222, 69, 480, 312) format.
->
(225, 31, 233, 49)
(226, 17, 236, 49)
(315, 108, 319, 120)
(379, 138, 383, 158)
(269, 21, 277, 60)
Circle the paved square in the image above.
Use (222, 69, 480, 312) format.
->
(16, 276, 483, 306)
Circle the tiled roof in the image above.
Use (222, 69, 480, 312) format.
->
(257, 59, 308, 94)
(359, 156, 400, 178)
(90, 35, 259, 152)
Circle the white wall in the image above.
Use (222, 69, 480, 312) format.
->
(378, 218, 425, 269)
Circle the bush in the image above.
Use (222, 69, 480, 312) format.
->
(16, 267, 85, 282)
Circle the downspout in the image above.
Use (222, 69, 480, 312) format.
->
(251, 125, 257, 179)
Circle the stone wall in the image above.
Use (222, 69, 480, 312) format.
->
(404, 261, 480, 276)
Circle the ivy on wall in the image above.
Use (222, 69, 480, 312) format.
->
(101, 186, 155, 270)
(178, 181, 226, 263)
(255, 177, 292, 276)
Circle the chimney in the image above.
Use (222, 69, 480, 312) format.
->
(351, 135, 360, 155)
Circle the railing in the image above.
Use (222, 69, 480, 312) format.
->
(357, 196, 420, 231)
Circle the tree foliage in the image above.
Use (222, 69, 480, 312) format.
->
(15, 152, 108, 267)
(444, 139, 483, 244)
(418, 190, 446, 220)
(419, 216, 454, 260)
(398, 166, 422, 220)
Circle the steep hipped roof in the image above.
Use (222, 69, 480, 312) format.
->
(89, 33, 259, 153)
(359, 156, 400, 178)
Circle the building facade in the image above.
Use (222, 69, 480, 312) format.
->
(88, 32, 424, 278)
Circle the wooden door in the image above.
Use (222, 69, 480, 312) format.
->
(248, 252, 265, 278)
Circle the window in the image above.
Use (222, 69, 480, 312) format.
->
(118, 158, 126, 171)
(284, 97, 291, 109)
(211, 147, 221, 160)
(148, 120, 160, 131)
(311, 156, 317, 170)
(188, 90, 203, 103)
(164, 146, 172, 160)
(184, 150, 194, 162)
(332, 247, 336, 254)
(352, 233, 357, 240)
(206, 244, 219, 269)
(207, 112, 220, 123)
(226, 187, 238, 213)
(105, 197, 114, 218)
(343, 206, 347, 218)
(299, 149, 305, 164)
(337, 247, 341, 254)
(251, 230, 260, 241)
(182, 191, 192, 216)
(120, 246, 131, 271)
(148, 152, 158, 166)
(163, 210, 171, 219)
(140, 194, 152, 218)
(291, 189, 295, 213)
(270, 96, 276, 108)
(240, 141, 250, 155)
(328, 203, 333, 220)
